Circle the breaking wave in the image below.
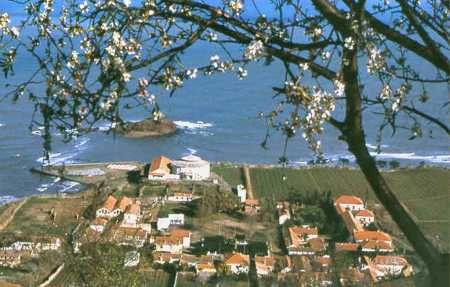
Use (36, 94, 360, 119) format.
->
(366, 143, 389, 150)
(174, 120, 214, 136)
(369, 152, 450, 164)
(0, 195, 18, 205)
(36, 137, 90, 166)
(36, 180, 81, 193)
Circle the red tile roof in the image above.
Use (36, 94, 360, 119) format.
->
(315, 256, 332, 267)
(101, 196, 117, 211)
(116, 196, 133, 211)
(225, 253, 250, 266)
(91, 218, 108, 226)
(308, 237, 326, 252)
(355, 209, 374, 218)
(362, 240, 393, 251)
(373, 255, 409, 266)
(170, 229, 191, 238)
(354, 230, 392, 242)
(335, 195, 364, 206)
(255, 255, 275, 267)
(150, 156, 172, 175)
(125, 203, 140, 215)
(335, 243, 360, 252)
(245, 199, 260, 206)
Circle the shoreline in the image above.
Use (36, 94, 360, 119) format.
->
(0, 161, 448, 207)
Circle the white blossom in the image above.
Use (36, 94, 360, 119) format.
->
(228, 0, 243, 15)
(186, 68, 198, 79)
(244, 40, 264, 60)
(333, 80, 345, 97)
(344, 37, 355, 50)
(379, 85, 391, 101)
(299, 63, 309, 71)
(237, 67, 248, 80)
(367, 46, 385, 74)
(123, 0, 132, 7)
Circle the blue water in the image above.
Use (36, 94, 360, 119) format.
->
(0, 9, 449, 204)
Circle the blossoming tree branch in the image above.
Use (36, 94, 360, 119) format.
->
(0, 0, 448, 284)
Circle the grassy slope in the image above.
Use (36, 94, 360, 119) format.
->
(215, 166, 449, 253)
(3, 196, 89, 237)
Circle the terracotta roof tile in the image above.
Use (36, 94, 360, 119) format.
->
(335, 243, 360, 252)
(225, 253, 250, 266)
(354, 230, 392, 242)
(373, 255, 409, 266)
(335, 195, 364, 206)
(150, 156, 172, 174)
(125, 203, 140, 215)
(101, 196, 117, 211)
(116, 196, 133, 211)
(355, 209, 374, 218)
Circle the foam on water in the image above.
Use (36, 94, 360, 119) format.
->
(370, 152, 450, 163)
(0, 195, 18, 205)
(0, 123, 4, 127)
(36, 136, 90, 166)
(366, 143, 389, 150)
(174, 120, 214, 136)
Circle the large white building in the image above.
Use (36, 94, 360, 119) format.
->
(171, 155, 210, 181)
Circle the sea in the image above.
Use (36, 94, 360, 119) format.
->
(0, 4, 449, 205)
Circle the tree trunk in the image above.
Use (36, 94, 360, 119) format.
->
(347, 138, 449, 286)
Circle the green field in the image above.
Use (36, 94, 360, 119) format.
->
(217, 166, 449, 253)
(212, 165, 245, 187)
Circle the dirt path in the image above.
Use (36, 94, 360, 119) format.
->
(0, 197, 29, 231)
(243, 166, 254, 199)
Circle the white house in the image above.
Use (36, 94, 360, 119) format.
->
(168, 213, 185, 225)
(171, 155, 210, 180)
(355, 209, 375, 226)
(236, 185, 247, 203)
(225, 253, 250, 274)
(167, 192, 193, 202)
(148, 156, 180, 180)
(277, 201, 291, 225)
(255, 255, 275, 276)
(122, 203, 141, 227)
(154, 236, 184, 254)
(334, 195, 365, 211)
(124, 251, 140, 267)
(96, 196, 134, 219)
(372, 255, 413, 278)
(96, 196, 117, 218)
(90, 218, 108, 233)
(153, 252, 181, 264)
(171, 229, 192, 248)
(157, 218, 171, 231)
(157, 213, 185, 231)
(112, 197, 133, 217)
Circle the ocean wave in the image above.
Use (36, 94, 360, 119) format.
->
(36, 180, 81, 193)
(174, 120, 213, 130)
(59, 181, 80, 193)
(174, 120, 214, 137)
(291, 151, 450, 166)
(366, 143, 389, 150)
(36, 136, 90, 166)
(186, 148, 197, 155)
(0, 195, 18, 205)
(370, 152, 450, 163)
(0, 123, 4, 127)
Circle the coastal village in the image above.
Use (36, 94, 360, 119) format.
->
(0, 154, 436, 286)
